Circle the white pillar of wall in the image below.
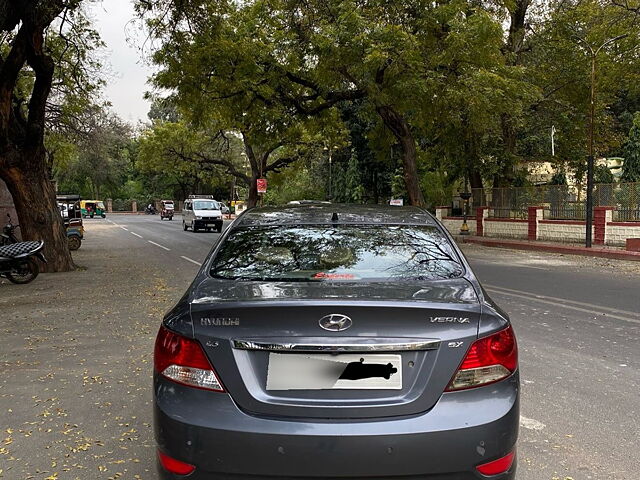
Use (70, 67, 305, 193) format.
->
(535, 208, 544, 240)
(604, 209, 613, 245)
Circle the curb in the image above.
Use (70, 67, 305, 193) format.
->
(456, 236, 640, 262)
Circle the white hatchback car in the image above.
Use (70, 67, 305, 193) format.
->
(182, 196, 223, 232)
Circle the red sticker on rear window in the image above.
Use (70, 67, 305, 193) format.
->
(313, 272, 356, 280)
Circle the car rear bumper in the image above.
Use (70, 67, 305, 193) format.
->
(154, 372, 519, 479)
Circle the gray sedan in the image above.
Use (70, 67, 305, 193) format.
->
(154, 204, 519, 479)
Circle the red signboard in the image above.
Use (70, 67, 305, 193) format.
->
(257, 178, 267, 194)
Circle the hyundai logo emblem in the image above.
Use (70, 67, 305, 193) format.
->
(319, 314, 353, 332)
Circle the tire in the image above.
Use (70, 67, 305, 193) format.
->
(68, 236, 81, 251)
(217, 225, 223, 233)
(7, 258, 39, 284)
(101, 214, 106, 218)
(90, 214, 94, 218)
(192, 222, 199, 232)
(183, 221, 188, 231)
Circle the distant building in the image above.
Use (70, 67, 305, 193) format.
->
(521, 157, 624, 185)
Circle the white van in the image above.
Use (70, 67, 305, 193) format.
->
(182, 195, 224, 232)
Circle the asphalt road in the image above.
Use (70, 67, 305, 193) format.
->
(106, 214, 640, 480)
(2, 213, 638, 479)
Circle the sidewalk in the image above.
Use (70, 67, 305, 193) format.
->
(453, 235, 640, 262)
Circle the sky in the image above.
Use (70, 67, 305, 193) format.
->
(88, 0, 154, 124)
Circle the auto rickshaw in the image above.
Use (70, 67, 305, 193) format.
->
(56, 195, 85, 250)
(160, 200, 174, 220)
(80, 200, 106, 218)
(66, 218, 84, 250)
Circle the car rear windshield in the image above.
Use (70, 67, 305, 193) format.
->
(209, 225, 464, 282)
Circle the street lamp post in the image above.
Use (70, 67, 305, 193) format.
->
(328, 148, 333, 200)
(575, 33, 627, 248)
(324, 145, 334, 200)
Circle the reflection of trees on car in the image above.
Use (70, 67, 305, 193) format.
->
(210, 226, 463, 281)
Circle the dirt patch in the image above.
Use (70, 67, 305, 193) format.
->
(0, 223, 185, 479)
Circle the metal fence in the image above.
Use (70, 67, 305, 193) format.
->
(461, 182, 640, 222)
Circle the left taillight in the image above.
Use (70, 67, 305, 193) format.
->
(154, 325, 225, 392)
(446, 325, 518, 391)
(158, 450, 196, 475)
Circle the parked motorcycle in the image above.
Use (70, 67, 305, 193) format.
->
(1, 214, 20, 246)
(0, 240, 46, 284)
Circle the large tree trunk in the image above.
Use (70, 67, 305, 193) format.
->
(0, 149, 74, 272)
(0, 4, 75, 272)
(242, 133, 261, 208)
(495, 0, 530, 189)
(376, 105, 425, 207)
(247, 174, 259, 208)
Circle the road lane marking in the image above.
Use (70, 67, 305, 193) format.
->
(520, 416, 546, 431)
(120, 226, 128, 231)
(148, 240, 171, 251)
(487, 284, 640, 318)
(130, 232, 143, 238)
(181, 256, 202, 266)
(486, 285, 640, 325)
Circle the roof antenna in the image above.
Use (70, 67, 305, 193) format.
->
(331, 212, 339, 222)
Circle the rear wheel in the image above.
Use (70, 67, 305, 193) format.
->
(68, 236, 81, 251)
(7, 258, 39, 284)
(182, 221, 188, 231)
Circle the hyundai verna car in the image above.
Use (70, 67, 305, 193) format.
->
(154, 204, 519, 479)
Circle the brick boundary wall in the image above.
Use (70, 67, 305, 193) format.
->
(538, 220, 592, 244)
(437, 205, 640, 249)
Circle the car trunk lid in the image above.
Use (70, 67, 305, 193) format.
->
(189, 278, 480, 419)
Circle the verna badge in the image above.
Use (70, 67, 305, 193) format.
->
(429, 316, 470, 324)
(319, 314, 353, 332)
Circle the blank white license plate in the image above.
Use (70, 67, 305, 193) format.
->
(266, 353, 402, 390)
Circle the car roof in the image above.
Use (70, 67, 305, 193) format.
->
(235, 204, 437, 227)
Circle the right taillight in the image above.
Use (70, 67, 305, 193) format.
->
(446, 325, 518, 391)
(154, 325, 225, 392)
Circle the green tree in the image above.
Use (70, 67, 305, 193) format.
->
(56, 111, 135, 200)
(0, 1, 102, 271)
(136, 0, 346, 206)
(137, 120, 242, 200)
(622, 113, 640, 183)
(520, 0, 640, 184)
